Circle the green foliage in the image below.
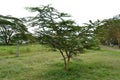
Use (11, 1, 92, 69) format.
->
(95, 14, 120, 46)
(27, 5, 83, 70)
(83, 20, 101, 49)
(0, 15, 28, 45)
(27, 5, 84, 53)
(11, 33, 35, 44)
(27, 5, 100, 70)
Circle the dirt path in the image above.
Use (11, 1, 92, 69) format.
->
(101, 45, 120, 52)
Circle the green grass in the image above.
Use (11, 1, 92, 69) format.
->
(0, 45, 120, 80)
(0, 44, 42, 56)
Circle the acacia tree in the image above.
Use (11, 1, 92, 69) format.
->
(0, 17, 14, 44)
(27, 5, 86, 70)
(12, 32, 35, 57)
(0, 15, 28, 45)
(27, 5, 98, 70)
(0, 15, 30, 57)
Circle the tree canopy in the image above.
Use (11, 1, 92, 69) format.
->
(0, 15, 28, 45)
(95, 14, 120, 47)
(27, 5, 99, 70)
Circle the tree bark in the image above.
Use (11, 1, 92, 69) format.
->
(65, 56, 70, 71)
(59, 49, 70, 71)
(16, 43, 19, 57)
(117, 38, 120, 48)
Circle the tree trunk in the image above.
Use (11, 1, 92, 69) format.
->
(118, 43, 120, 49)
(59, 49, 71, 71)
(4, 37, 9, 45)
(117, 39, 120, 48)
(16, 43, 19, 57)
(65, 57, 70, 71)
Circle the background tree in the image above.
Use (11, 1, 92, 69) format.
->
(83, 20, 100, 49)
(0, 16, 14, 45)
(0, 15, 31, 57)
(12, 32, 35, 57)
(95, 15, 120, 48)
(0, 15, 28, 45)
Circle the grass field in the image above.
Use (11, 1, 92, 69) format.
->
(0, 45, 120, 80)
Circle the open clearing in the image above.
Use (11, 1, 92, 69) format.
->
(0, 45, 120, 80)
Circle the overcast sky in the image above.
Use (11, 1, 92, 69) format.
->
(0, 0, 120, 25)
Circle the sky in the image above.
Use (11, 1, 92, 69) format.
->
(0, 0, 120, 25)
